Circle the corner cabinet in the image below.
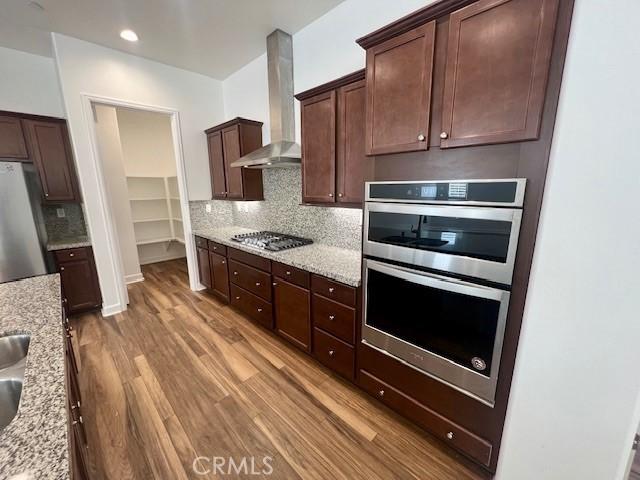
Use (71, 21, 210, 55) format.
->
(356, 0, 561, 151)
(0, 114, 29, 159)
(54, 247, 102, 315)
(296, 70, 367, 206)
(23, 119, 81, 202)
(205, 118, 264, 201)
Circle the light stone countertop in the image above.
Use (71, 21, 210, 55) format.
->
(46, 235, 91, 252)
(193, 226, 362, 287)
(0, 274, 68, 480)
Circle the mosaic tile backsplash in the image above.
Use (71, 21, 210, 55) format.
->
(42, 203, 88, 241)
(190, 168, 363, 251)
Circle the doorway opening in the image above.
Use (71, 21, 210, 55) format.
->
(87, 98, 197, 312)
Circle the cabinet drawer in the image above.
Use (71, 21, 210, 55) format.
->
(54, 247, 89, 263)
(195, 236, 208, 249)
(359, 370, 492, 467)
(272, 262, 310, 289)
(230, 284, 273, 329)
(229, 248, 271, 272)
(312, 294, 356, 344)
(229, 259, 272, 301)
(208, 240, 227, 256)
(311, 275, 356, 307)
(313, 328, 354, 381)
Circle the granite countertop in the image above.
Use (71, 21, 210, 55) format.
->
(46, 235, 91, 252)
(194, 226, 362, 287)
(0, 274, 68, 480)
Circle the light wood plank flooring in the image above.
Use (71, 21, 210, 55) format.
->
(71, 259, 489, 480)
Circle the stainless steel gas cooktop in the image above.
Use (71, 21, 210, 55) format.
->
(230, 231, 313, 251)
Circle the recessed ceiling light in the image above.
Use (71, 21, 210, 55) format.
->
(120, 29, 138, 42)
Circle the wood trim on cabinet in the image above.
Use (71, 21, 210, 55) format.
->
(205, 117, 263, 134)
(295, 69, 365, 101)
(356, 0, 476, 49)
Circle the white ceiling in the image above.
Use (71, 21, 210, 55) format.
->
(0, 0, 344, 79)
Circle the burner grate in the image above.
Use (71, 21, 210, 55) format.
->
(231, 231, 313, 251)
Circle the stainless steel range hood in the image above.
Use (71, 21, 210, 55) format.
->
(231, 29, 301, 169)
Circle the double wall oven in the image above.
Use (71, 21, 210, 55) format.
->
(362, 179, 526, 406)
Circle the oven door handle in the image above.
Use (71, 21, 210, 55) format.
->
(365, 259, 509, 302)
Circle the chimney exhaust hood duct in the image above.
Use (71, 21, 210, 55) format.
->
(231, 29, 301, 169)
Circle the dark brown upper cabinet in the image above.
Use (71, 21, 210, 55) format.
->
(205, 117, 264, 201)
(296, 70, 367, 206)
(23, 118, 81, 202)
(0, 115, 29, 160)
(440, 0, 560, 148)
(363, 21, 436, 156)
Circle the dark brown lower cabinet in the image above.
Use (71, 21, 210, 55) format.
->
(230, 284, 274, 329)
(210, 252, 230, 301)
(63, 306, 90, 480)
(55, 247, 102, 315)
(273, 277, 311, 352)
(197, 245, 212, 290)
(313, 328, 355, 381)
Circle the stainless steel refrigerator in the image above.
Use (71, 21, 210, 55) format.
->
(0, 161, 52, 283)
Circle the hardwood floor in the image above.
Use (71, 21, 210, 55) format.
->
(71, 259, 489, 480)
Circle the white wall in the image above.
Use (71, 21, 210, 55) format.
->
(116, 108, 177, 177)
(52, 33, 225, 315)
(222, 0, 432, 142)
(0, 46, 64, 117)
(93, 104, 142, 285)
(496, 1, 640, 479)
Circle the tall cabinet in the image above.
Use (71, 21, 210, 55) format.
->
(205, 118, 264, 201)
(295, 70, 368, 206)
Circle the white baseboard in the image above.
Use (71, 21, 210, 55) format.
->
(101, 302, 124, 317)
(125, 273, 145, 284)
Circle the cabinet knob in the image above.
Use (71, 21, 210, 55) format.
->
(272, 282, 277, 286)
(60, 266, 65, 271)
(378, 389, 385, 398)
(328, 350, 335, 357)
(446, 431, 454, 440)
(440, 132, 449, 139)
(235, 296, 240, 300)
(257, 308, 263, 313)
(417, 133, 426, 141)
(286, 271, 291, 276)
(328, 315, 335, 321)
(221, 260, 225, 264)
(45, 193, 49, 197)
(328, 287, 334, 293)
(255, 282, 261, 286)
(329, 193, 334, 197)
(338, 193, 343, 197)
(233, 271, 238, 276)
(69, 253, 74, 257)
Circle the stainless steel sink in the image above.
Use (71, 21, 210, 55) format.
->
(0, 334, 30, 430)
(0, 335, 30, 370)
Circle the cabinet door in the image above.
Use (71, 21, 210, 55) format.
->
(23, 120, 79, 202)
(207, 131, 227, 198)
(222, 125, 243, 199)
(365, 21, 436, 155)
(197, 246, 212, 289)
(337, 80, 367, 204)
(210, 251, 230, 301)
(440, 0, 560, 148)
(274, 277, 311, 352)
(0, 116, 28, 159)
(59, 259, 102, 314)
(301, 91, 336, 204)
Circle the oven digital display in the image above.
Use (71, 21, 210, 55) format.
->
(420, 185, 437, 199)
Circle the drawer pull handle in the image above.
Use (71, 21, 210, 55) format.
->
(328, 350, 335, 357)
(286, 271, 291, 275)
(446, 431, 454, 440)
(328, 287, 334, 293)
(255, 282, 261, 286)
(378, 389, 385, 398)
(257, 308, 263, 313)
(328, 315, 335, 321)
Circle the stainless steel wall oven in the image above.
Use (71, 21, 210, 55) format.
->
(362, 179, 526, 406)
